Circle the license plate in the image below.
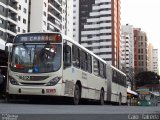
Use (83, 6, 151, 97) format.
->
(46, 89, 56, 93)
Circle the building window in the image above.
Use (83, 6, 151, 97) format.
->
(0, 5, 4, 12)
(23, 19, 26, 24)
(23, 29, 26, 33)
(43, 21, 46, 26)
(18, 16, 21, 21)
(44, 2, 46, 7)
(19, 5, 21, 10)
(23, 8, 27, 13)
(18, 27, 20, 32)
(43, 11, 46, 16)
(0, 18, 3, 24)
(0, 30, 3, 37)
(25, 0, 27, 3)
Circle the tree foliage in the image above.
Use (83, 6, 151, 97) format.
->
(135, 71, 160, 87)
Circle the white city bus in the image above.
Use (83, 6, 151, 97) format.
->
(5, 32, 127, 105)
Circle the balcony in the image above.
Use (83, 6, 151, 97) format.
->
(8, 11, 17, 22)
(57, 0, 62, 5)
(48, 8, 62, 22)
(10, 0, 18, 2)
(7, 22, 17, 34)
(9, 0, 18, 10)
(48, 15, 62, 30)
(1, 0, 8, 5)
(48, 0, 62, 13)
(7, 33, 15, 42)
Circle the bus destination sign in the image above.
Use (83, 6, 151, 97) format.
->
(14, 33, 62, 43)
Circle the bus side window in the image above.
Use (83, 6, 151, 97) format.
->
(80, 50, 87, 71)
(87, 55, 92, 73)
(63, 44, 71, 68)
(93, 58, 99, 76)
(72, 45, 80, 68)
(99, 62, 104, 78)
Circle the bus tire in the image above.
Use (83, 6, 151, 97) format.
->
(5, 93, 11, 103)
(73, 84, 81, 105)
(118, 93, 122, 106)
(99, 89, 104, 105)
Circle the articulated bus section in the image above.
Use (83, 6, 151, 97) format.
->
(3, 32, 127, 105)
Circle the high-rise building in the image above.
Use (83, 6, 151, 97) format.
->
(153, 49, 159, 74)
(29, 0, 62, 33)
(121, 34, 131, 72)
(64, 0, 73, 38)
(148, 43, 154, 71)
(29, 0, 73, 38)
(134, 28, 148, 75)
(0, 0, 29, 50)
(121, 24, 134, 73)
(73, 0, 121, 67)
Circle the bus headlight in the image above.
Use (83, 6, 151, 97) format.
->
(138, 101, 140, 105)
(46, 77, 61, 86)
(10, 77, 19, 85)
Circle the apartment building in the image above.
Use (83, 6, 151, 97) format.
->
(29, 0, 62, 32)
(153, 49, 159, 74)
(121, 34, 131, 73)
(0, 0, 29, 50)
(29, 0, 73, 38)
(121, 24, 134, 73)
(147, 43, 154, 71)
(134, 28, 148, 75)
(73, 0, 121, 67)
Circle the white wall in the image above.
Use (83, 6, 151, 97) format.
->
(17, 0, 29, 33)
(73, 0, 79, 42)
(30, 0, 44, 32)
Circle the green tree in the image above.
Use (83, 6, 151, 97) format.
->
(135, 71, 160, 87)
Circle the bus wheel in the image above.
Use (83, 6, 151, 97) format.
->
(99, 89, 104, 105)
(73, 84, 80, 105)
(5, 93, 11, 103)
(118, 94, 122, 106)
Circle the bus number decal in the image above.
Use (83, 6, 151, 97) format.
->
(46, 89, 56, 94)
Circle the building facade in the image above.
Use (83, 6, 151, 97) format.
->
(121, 34, 131, 72)
(0, 0, 29, 50)
(29, 0, 62, 33)
(134, 28, 148, 75)
(121, 24, 134, 73)
(147, 43, 154, 71)
(29, 0, 73, 38)
(73, 0, 121, 67)
(153, 49, 158, 74)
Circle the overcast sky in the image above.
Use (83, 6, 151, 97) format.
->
(121, 0, 160, 49)
(121, 0, 160, 73)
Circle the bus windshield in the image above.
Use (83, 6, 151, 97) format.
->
(10, 44, 62, 73)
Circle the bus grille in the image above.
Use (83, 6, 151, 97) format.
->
(20, 82, 46, 86)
